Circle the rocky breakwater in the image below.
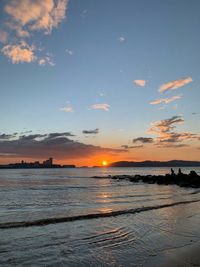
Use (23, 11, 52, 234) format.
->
(92, 170, 200, 188)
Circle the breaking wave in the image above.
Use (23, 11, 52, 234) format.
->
(0, 198, 200, 229)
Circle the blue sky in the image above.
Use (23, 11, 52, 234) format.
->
(0, 0, 199, 165)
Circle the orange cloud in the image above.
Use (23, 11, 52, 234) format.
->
(150, 95, 182, 105)
(4, 0, 68, 34)
(90, 103, 110, 111)
(134, 80, 146, 87)
(159, 77, 192, 93)
(148, 116, 199, 145)
(1, 0, 69, 65)
(1, 41, 36, 63)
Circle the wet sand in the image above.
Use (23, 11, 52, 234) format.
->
(147, 241, 200, 267)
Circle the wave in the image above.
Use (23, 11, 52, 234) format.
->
(0, 199, 199, 229)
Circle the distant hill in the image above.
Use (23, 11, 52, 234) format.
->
(109, 160, 200, 167)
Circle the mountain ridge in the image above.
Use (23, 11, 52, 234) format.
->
(109, 160, 200, 167)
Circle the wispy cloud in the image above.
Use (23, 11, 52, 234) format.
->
(133, 80, 146, 87)
(148, 116, 184, 135)
(99, 92, 104, 97)
(159, 144, 190, 148)
(0, 30, 8, 43)
(0, 133, 17, 140)
(90, 103, 110, 111)
(150, 95, 182, 105)
(159, 77, 193, 93)
(81, 9, 88, 18)
(133, 137, 154, 144)
(66, 49, 73, 55)
(118, 36, 126, 42)
(148, 116, 199, 145)
(60, 107, 74, 113)
(82, 128, 99, 135)
(20, 130, 33, 134)
(121, 145, 143, 149)
(1, 41, 36, 63)
(131, 115, 199, 149)
(38, 55, 55, 66)
(5, 22, 30, 37)
(60, 101, 74, 113)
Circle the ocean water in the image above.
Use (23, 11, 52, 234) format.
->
(0, 167, 200, 266)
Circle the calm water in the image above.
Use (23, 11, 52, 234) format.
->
(0, 167, 200, 266)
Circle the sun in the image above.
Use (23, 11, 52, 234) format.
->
(102, 160, 108, 166)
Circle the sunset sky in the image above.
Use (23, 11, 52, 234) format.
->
(0, 0, 200, 166)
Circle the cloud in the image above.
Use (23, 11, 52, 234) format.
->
(131, 116, 200, 149)
(1, 41, 36, 63)
(38, 55, 55, 66)
(47, 132, 75, 138)
(60, 102, 74, 113)
(159, 77, 193, 93)
(5, 22, 30, 37)
(1, 0, 69, 65)
(133, 137, 154, 144)
(0, 30, 8, 43)
(90, 103, 110, 111)
(150, 95, 182, 105)
(20, 130, 33, 134)
(60, 107, 74, 113)
(0, 132, 127, 160)
(133, 80, 146, 87)
(121, 145, 143, 149)
(118, 36, 126, 42)
(66, 49, 73, 55)
(4, 0, 68, 34)
(148, 116, 199, 145)
(19, 134, 47, 140)
(0, 133, 17, 140)
(148, 116, 184, 135)
(81, 9, 88, 18)
(158, 144, 189, 148)
(82, 128, 99, 135)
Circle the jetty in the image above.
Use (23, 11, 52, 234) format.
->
(92, 170, 200, 188)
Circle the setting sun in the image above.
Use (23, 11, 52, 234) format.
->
(102, 160, 108, 166)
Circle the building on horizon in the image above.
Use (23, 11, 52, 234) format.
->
(43, 158, 53, 167)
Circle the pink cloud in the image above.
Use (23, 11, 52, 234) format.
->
(134, 80, 146, 87)
(159, 77, 192, 93)
(150, 95, 182, 105)
(90, 103, 110, 111)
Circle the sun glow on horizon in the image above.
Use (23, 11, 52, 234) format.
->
(102, 160, 108, 166)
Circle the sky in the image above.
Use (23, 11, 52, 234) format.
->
(0, 0, 200, 166)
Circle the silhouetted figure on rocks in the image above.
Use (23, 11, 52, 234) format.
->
(171, 168, 175, 176)
(178, 168, 182, 175)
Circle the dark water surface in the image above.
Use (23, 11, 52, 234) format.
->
(0, 167, 200, 266)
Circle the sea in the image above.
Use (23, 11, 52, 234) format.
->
(0, 167, 200, 267)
